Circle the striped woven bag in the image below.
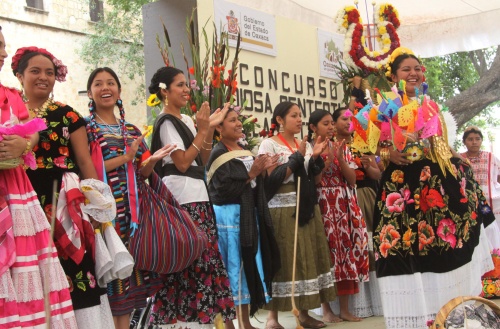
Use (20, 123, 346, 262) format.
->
(130, 172, 209, 274)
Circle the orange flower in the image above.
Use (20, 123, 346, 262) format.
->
(41, 141, 51, 150)
(49, 132, 58, 141)
(378, 223, 400, 257)
(189, 67, 195, 75)
(403, 228, 412, 247)
(36, 156, 45, 169)
(418, 220, 435, 250)
(391, 170, 404, 184)
(66, 111, 80, 123)
(59, 146, 69, 156)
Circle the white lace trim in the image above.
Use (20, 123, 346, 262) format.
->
(378, 225, 493, 329)
(314, 270, 384, 318)
(271, 272, 334, 298)
(268, 192, 297, 208)
(75, 294, 114, 329)
(11, 203, 49, 237)
(0, 270, 16, 301)
(11, 256, 68, 302)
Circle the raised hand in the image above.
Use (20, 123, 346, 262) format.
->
(150, 144, 176, 163)
(312, 136, 327, 158)
(298, 136, 308, 156)
(209, 102, 231, 127)
(125, 131, 146, 161)
(195, 101, 211, 134)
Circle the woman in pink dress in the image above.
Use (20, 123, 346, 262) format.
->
(309, 108, 369, 323)
(0, 25, 78, 328)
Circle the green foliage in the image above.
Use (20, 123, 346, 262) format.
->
(77, 0, 151, 105)
(422, 48, 500, 149)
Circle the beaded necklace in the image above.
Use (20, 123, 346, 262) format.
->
(28, 98, 53, 119)
(95, 112, 122, 135)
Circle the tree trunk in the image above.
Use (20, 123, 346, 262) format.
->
(446, 46, 500, 127)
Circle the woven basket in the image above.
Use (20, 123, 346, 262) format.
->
(0, 158, 22, 170)
(431, 296, 500, 328)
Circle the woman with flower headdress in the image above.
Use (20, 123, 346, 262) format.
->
(12, 47, 115, 327)
(85, 67, 175, 329)
(147, 66, 236, 329)
(364, 46, 494, 329)
(258, 101, 335, 329)
(0, 27, 78, 328)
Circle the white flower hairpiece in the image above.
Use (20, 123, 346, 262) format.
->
(159, 82, 167, 90)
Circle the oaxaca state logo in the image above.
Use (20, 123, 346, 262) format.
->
(226, 10, 239, 34)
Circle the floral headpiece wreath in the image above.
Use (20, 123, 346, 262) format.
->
(384, 46, 414, 78)
(11, 47, 68, 82)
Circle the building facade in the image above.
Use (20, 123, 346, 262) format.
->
(0, 0, 147, 128)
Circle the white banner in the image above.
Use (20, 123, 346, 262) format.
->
(317, 29, 345, 80)
(214, 0, 277, 56)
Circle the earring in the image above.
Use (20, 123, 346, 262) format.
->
(20, 84, 28, 103)
(49, 91, 54, 100)
(279, 125, 284, 133)
(312, 132, 317, 140)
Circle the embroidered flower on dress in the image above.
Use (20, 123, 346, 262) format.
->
(437, 218, 457, 248)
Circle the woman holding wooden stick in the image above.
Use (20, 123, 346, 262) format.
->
(258, 101, 335, 329)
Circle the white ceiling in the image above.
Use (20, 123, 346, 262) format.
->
(291, 0, 500, 26)
(230, 0, 500, 57)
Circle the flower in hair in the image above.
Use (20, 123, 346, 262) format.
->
(159, 82, 167, 90)
(11, 47, 68, 82)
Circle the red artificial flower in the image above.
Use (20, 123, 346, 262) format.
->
(189, 67, 195, 75)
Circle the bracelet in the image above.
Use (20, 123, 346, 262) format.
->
(201, 145, 212, 151)
(203, 140, 212, 146)
(22, 138, 31, 156)
(192, 143, 201, 153)
(380, 147, 390, 168)
(379, 140, 393, 148)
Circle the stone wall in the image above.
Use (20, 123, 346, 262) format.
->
(0, 0, 147, 129)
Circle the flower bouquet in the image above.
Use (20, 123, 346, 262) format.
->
(146, 9, 260, 148)
(333, 3, 400, 105)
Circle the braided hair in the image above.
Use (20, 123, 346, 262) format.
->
(86, 67, 126, 142)
(268, 101, 297, 137)
(307, 109, 331, 141)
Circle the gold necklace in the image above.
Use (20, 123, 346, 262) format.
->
(29, 98, 53, 119)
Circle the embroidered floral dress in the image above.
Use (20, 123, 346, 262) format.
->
(26, 101, 113, 328)
(317, 142, 369, 288)
(0, 86, 78, 328)
(373, 158, 494, 329)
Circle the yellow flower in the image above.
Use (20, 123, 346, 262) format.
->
(486, 284, 497, 295)
(378, 26, 387, 35)
(391, 170, 404, 184)
(143, 125, 153, 138)
(382, 38, 391, 45)
(147, 94, 161, 107)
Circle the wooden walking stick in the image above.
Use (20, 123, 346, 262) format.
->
(44, 180, 58, 328)
(291, 176, 304, 329)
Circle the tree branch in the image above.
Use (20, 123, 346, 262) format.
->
(447, 48, 500, 126)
